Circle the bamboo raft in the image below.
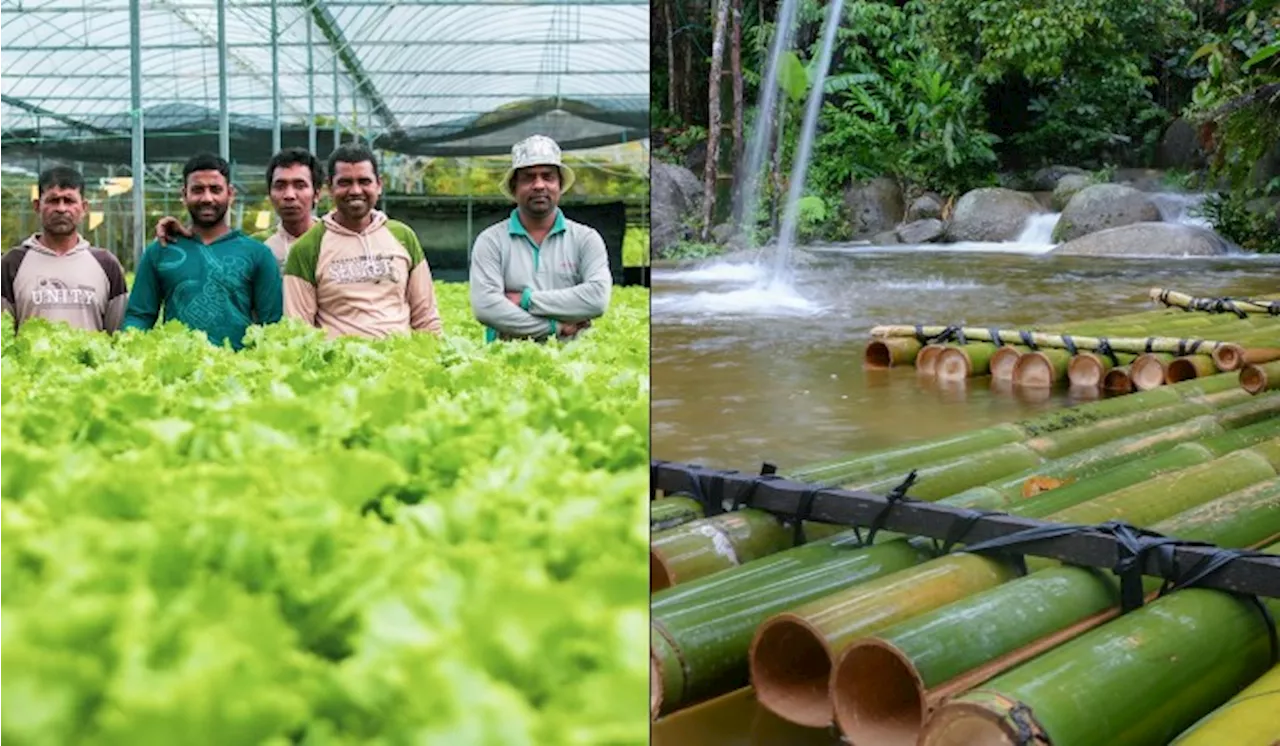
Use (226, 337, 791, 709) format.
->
(650, 372, 1280, 745)
(864, 288, 1280, 392)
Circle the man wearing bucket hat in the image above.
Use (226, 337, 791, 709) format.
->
(469, 134, 612, 342)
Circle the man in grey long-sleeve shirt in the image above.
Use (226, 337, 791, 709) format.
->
(469, 135, 612, 342)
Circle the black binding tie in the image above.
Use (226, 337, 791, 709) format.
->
(1019, 330, 1039, 350)
(1096, 338, 1120, 367)
(865, 470, 919, 546)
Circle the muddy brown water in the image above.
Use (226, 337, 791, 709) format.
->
(650, 247, 1280, 743)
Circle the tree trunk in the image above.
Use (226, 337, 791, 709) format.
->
(700, 0, 730, 241)
(730, 0, 745, 176)
(682, 4, 696, 123)
(665, 0, 678, 119)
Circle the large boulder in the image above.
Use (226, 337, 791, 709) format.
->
(897, 218, 946, 244)
(683, 140, 709, 177)
(1156, 117, 1205, 170)
(871, 229, 901, 245)
(651, 161, 703, 255)
(946, 188, 1044, 242)
(1031, 165, 1090, 191)
(906, 193, 945, 222)
(1111, 168, 1168, 193)
(1053, 222, 1236, 257)
(1052, 174, 1093, 211)
(1053, 184, 1161, 242)
(844, 176, 905, 237)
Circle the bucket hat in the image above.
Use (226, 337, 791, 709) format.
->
(499, 134, 576, 202)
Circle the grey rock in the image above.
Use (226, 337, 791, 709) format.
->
(1156, 117, 1205, 170)
(946, 188, 1045, 242)
(906, 193, 944, 222)
(651, 160, 703, 255)
(871, 229, 901, 245)
(1053, 222, 1236, 257)
(1052, 174, 1093, 211)
(1053, 184, 1162, 242)
(896, 218, 946, 244)
(843, 176, 905, 238)
(1031, 165, 1089, 191)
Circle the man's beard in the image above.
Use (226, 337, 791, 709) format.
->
(188, 202, 228, 228)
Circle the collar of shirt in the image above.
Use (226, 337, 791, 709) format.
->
(507, 208, 566, 242)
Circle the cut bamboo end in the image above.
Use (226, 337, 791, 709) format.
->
(650, 655, 662, 720)
(1067, 354, 1106, 388)
(1103, 366, 1135, 394)
(1130, 354, 1168, 391)
(831, 639, 927, 746)
(936, 348, 973, 383)
(651, 550, 675, 592)
(1012, 352, 1058, 388)
(1212, 343, 1247, 372)
(750, 614, 836, 728)
(917, 345, 946, 376)
(1166, 355, 1217, 384)
(865, 338, 922, 369)
(989, 348, 1023, 382)
(921, 699, 1032, 746)
(1240, 364, 1275, 395)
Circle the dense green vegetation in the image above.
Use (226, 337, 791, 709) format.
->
(1, 284, 650, 745)
(654, 0, 1279, 251)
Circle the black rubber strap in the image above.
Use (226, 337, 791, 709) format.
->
(793, 488, 820, 546)
(914, 324, 928, 343)
(1095, 338, 1120, 366)
(1019, 330, 1038, 350)
(1158, 547, 1279, 665)
(1145, 338, 1155, 353)
(942, 508, 1002, 554)
(989, 328, 1004, 347)
(1061, 334, 1078, 356)
(865, 470, 919, 546)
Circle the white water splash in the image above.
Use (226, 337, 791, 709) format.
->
(662, 262, 768, 284)
(1014, 212, 1062, 245)
(651, 280, 824, 319)
(1150, 192, 1214, 229)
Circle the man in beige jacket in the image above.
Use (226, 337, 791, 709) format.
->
(469, 135, 612, 342)
(283, 144, 442, 338)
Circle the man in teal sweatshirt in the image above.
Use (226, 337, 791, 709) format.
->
(124, 153, 283, 349)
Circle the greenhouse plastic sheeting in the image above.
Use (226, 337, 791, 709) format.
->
(0, 0, 649, 162)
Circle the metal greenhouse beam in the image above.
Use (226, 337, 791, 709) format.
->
(308, 0, 401, 135)
(130, 0, 145, 265)
(217, 0, 229, 158)
(0, 95, 118, 137)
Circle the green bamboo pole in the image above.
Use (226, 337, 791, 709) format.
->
(650, 534, 935, 717)
(788, 374, 1241, 487)
(1130, 352, 1177, 391)
(832, 482, 1280, 746)
(1151, 287, 1280, 315)
(870, 325, 1254, 355)
(864, 337, 923, 368)
(1241, 360, 1280, 395)
(916, 344, 952, 377)
(1166, 354, 1219, 383)
(1012, 348, 1073, 387)
(749, 450, 1279, 730)
(651, 510, 793, 592)
(1020, 398, 1221, 459)
(843, 443, 1044, 500)
(936, 343, 999, 381)
(921, 552, 1280, 746)
(1170, 664, 1280, 745)
(1066, 351, 1139, 388)
(652, 496, 706, 532)
(1213, 343, 1280, 372)
(749, 553, 1021, 727)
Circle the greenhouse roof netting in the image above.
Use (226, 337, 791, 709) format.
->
(0, 0, 650, 163)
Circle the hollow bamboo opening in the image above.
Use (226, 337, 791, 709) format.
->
(989, 348, 1023, 381)
(865, 340, 894, 369)
(831, 641, 927, 746)
(1165, 357, 1203, 384)
(1012, 352, 1056, 388)
(1130, 354, 1167, 391)
(1212, 343, 1246, 372)
(1102, 367, 1134, 394)
(920, 700, 1026, 746)
(1066, 354, 1105, 388)
(936, 348, 972, 383)
(651, 550, 675, 592)
(750, 615, 836, 728)
(1241, 364, 1269, 395)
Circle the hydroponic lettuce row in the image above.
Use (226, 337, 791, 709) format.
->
(1, 283, 650, 746)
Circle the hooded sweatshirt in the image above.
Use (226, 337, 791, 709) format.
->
(123, 229, 283, 350)
(252, 217, 316, 273)
(283, 210, 442, 339)
(2, 234, 128, 332)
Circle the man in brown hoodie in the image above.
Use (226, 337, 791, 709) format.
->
(2, 166, 128, 333)
(283, 144, 442, 338)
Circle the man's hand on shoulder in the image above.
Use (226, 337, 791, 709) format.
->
(155, 216, 192, 246)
